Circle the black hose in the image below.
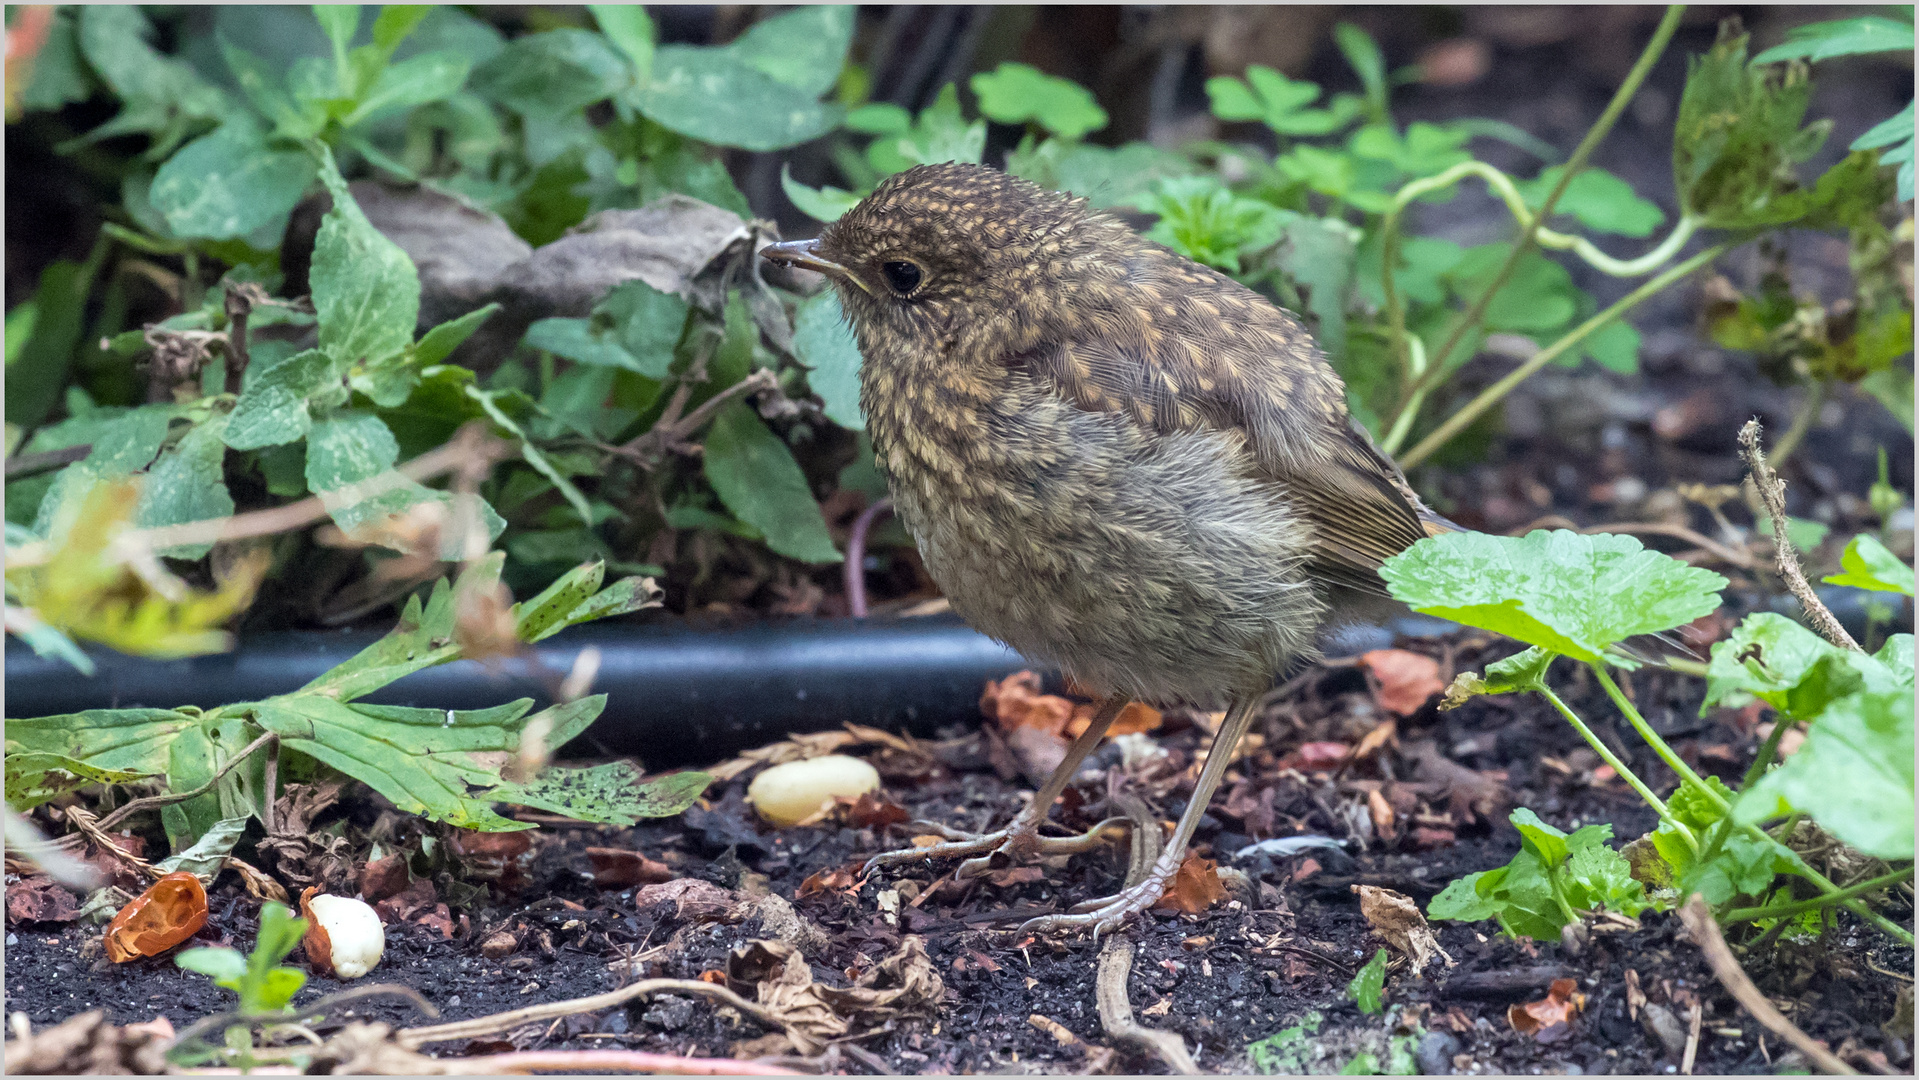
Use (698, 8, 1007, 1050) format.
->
(3, 615, 1030, 767)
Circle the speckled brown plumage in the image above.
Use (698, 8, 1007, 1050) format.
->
(761, 162, 1446, 934)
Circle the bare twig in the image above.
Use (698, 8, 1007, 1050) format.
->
(619, 369, 779, 463)
(1678, 895, 1856, 1075)
(7, 423, 512, 571)
(396, 978, 782, 1049)
(1738, 420, 1861, 651)
(5, 444, 93, 480)
(1095, 792, 1198, 1074)
(91, 733, 278, 840)
(844, 497, 893, 618)
(55, 806, 162, 880)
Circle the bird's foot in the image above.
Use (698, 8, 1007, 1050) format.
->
(1018, 858, 1178, 939)
(862, 816, 1126, 879)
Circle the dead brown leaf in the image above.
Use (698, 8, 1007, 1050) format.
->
(1280, 741, 1350, 772)
(1360, 649, 1444, 715)
(842, 791, 910, 828)
(1067, 701, 1162, 738)
(1352, 885, 1450, 976)
(634, 878, 741, 921)
(981, 671, 1075, 735)
(726, 936, 943, 1056)
(1509, 977, 1585, 1040)
(585, 847, 674, 888)
(796, 864, 863, 899)
(448, 828, 536, 893)
(358, 853, 410, 903)
(1152, 854, 1228, 914)
(6, 876, 81, 925)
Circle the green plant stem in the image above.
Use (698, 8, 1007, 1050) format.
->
(1722, 866, 1916, 926)
(1592, 665, 1916, 945)
(1767, 379, 1828, 467)
(1535, 679, 1696, 852)
(1412, 4, 1686, 399)
(1740, 716, 1797, 791)
(1398, 242, 1731, 468)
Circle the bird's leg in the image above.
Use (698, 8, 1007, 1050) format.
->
(1021, 691, 1262, 939)
(863, 693, 1129, 878)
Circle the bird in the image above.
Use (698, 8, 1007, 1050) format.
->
(761, 162, 1452, 937)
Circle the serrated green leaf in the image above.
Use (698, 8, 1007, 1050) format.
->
(1510, 807, 1571, 868)
(1676, 831, 1786, 906)
(486, 763, 709, 826)
(557, 575, 663, 633)
(1701, 612, 1906, 714)
(703, 401, 842, 564)
(720, 6, 854, 99)
(1735, 688, 1914, 859)
(1874, 634, 1914, 686)
(970, 63, 1107, 140)
(512, 560, 606, 643)
(149, 118, 317, 241)
(4, 709, 202, 785)
(636, 46, 842, 152)
(792, 291, 863, 430)
(135, 414, 236, 559)
(411, 304, 498, 368)
(1348, 948, 1388, 1015)
(223, 348, 331, 450)
(1822, 533, 1915, 596)
(4, 753, 153, 813)
(295, 573, 467, 702)
(1674, 26, 1832, 229)
(76, 6, 229, 154)
(878, 83, 982, 172)
(313, 148, 421, 368)
(342, 49, 472, 127)
(471, 28, 629, 116)
(251, 695, 604, 831)
(1428, 869, 1506, 922)
(1380, 530, 1728, 666)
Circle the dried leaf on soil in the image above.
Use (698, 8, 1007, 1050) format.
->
(797, 863, 863, 898)
(1359, 649, 1445, 715)
(726, 936, 943, 1055)
(1153, 853, 1228, 914)
(358, 853, 410, 902)
(1509, 977, 1586, 1040)
(1067, 700, 1162, 737)
(6, 875, 82, 924)
(586, 847, 674, 887)
(842, 790, 910, 828)
(105, 871, 207, 962)
(449, 828, 537, 891)
(1352, 884, 1450, 975)
(1281, 741, 1351, 772)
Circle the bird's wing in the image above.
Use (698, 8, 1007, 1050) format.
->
(1010, 257, 1432, 595)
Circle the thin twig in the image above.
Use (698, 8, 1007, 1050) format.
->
(435, 1050, 804, 1075)
(1094, 792, 1197, 1074)
(94, 733, 277, 838)
(1677, 895, 1856, 1075)
(396, 978, 782, 1048)
(844, 498, 894, 618)
(1738, 419, 1861, 651)
(5, 444, 93, 480)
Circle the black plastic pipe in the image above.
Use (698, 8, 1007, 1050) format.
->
(3, 615, 1031, 767)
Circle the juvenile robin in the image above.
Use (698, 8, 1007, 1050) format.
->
(762, 162, 1451, 936)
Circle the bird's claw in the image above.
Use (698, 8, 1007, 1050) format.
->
(861, 817, 1127, 879)
(1018, 873, 1170, 939)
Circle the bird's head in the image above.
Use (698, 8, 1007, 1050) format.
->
(761, 163, 1136, 364)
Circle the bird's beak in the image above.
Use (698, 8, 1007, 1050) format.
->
(759, 239, 873, 296)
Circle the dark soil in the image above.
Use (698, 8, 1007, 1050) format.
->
(7, 628, 1913, 1074)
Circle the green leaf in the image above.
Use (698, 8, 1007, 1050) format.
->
(252, 695, 604, 831)
(465, 384, 592, 526)
(1673, 25, 1832, 229)
(1852, 102, 1914, 203)
(1004, 139, 1196, 210)
(525, 318, 640, 372)
(1206, 66, 1357, 138)
(411, 303, 499, 368)
(470, 28, 629, 116)
(1349, 122, 1473, 178)
(148, 124, 316, 243)
(3, 616, 97, 679)
(224, 348, 331, 450)
(1875, 634, 1914, 686)
(792, 291, 864, 430)
(876, 83, 983, 172)
(1822, 533, 1915, 596)
(135, 414, 236, 560)
(256, 966, 309, 1011)
(156, 816, 249, 878)
(312, 148, 422, 368)
(1561, 831, 1650, 916)
(703, 401, 842, 564)
(371, 6, 433, 55)
(75, 6, 229, 154)
(296, 573, 466, 702)
(1428, 869, 1506, 922)
(313, 5, 362, 60)
(20, 10, 93, 113)
(342, 49, 473, 127)
(1333, 22, 1388, 119)
(485, 763, 710, 825)
(1520, 166, 1666, 239)
(1379, 530, 1729, 666)
(176, 947, 250, 982)
(511, 560, 606, 642)
(1510, 807, 1571, 868)
(970, 63, 1107, 140)
(1735, 689, 1914, 859)
(636, 46, 843, 152)
(1273, 213, 1358, 360)
(4, 709, 201, 785)
(1446, 245, 1577, 334)
(1578, 320, 1641, 375)
(720, 5, 854, 99)
(305, 411, 410, 531)
(1752, 16, 1914, 63)
(1348, 948, 1388, 1015)
(781, 164, 862, 224)
(4, 753, 151, 813)
(599, 280, 690, 377)
(1702, 612, 1907, 714)
(1134, 176, 1287, 274)
(590, 4, 655, 84)
(1675, 831, 1786, 906)
(5, 260, 94, 431)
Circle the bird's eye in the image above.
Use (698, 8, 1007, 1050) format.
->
(881, 260, 923, 296)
